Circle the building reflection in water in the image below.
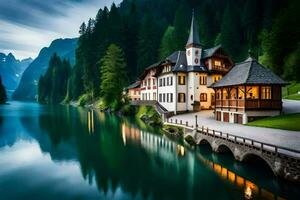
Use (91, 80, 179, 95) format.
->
(87, 110, 94, 134)
(196, 154, 286, 200)
(121, 122, 286, 200)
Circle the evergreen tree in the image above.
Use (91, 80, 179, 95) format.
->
(100, 44, 127, 108)
(0, 76, 7, 104)
(38, 54, 71, 104)
(159, 26, 176, 59)
(137, 14, 161, 74)
(221, 5, 245, 61)
(173, 1, 190, 50)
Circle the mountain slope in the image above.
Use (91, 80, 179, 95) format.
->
(0, 53, 32, 90)
(13, 38, 78, 101)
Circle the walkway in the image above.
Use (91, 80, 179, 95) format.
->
(169, 100, 300, 152)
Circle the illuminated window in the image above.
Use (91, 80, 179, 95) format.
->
(200, 93, 207, 102)
(178, 93, 185, 103)
(178, 75, 186, 85)
(261, 86, 272, 99)
(246, 86, 259, 99)
(215, 60, 221, 67)
(199, 75, 207, 85)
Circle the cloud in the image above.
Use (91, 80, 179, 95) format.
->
(0, 0, 121, 59)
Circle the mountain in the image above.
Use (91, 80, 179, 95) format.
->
(12, 38, 78, 101)
(0, 53, 32, 90)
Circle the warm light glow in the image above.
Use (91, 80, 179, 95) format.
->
(246, 86, 259, 99)
(214, 60, 222, 67)
(177, 145, 185, 156)
(244, 186, 252, 199)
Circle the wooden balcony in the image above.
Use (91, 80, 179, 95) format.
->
(215, 99, 282, 110)
(211, 65, 230, 72)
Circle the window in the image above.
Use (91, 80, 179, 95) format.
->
(200, 93, 207, 102)
(246, 86, 259, 99)
(167, 93, 169, 102)
(159, 94, 162, 102)
(191, 95, 193, 101)
(167, 77, 169, 86)
(178, 75, 185, 85)
(148, 78, 151, 86)
(170, 93, 173, 102)
(159, 79, 162, 87)
(178, 93, 186, 103)
(199, 75, 207, 85)
(214, 60, 222, 67)
(170, 77, 173, 85)
(163, 78, 166, 86)
(163, 93, 166, 102)
(261, 86, 272, 99)
(153, 79, 156, 86)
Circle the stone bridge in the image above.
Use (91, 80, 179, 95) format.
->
(164, 121, 300, 183)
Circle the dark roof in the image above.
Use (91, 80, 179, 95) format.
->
(202, 45, 222, 59)
(186, 12, 201, 47)
(139, 61, 161, 79)
(210, 57, 288, 88)
(144, 45, 229, 75)
(127, 81, 141, 89)
(172, 51, 187, 72)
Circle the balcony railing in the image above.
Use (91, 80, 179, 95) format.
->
(211, 65, 230, 72)
(215, 99, 282, 109)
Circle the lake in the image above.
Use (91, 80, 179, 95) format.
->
(0, 102, 298, 200)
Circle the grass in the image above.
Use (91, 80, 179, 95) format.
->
(283, 82, 300, 100)
(247, 113, 300, 131)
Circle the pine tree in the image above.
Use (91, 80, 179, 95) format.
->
(221, 5, 244, 61)
(173, 1, 190, 50)
(137, 14, 160, 74)
(0, 76, 7, 104)
(100, 44, 127, 109)
(159, 26, 176, 59)
(38, 54, 71, 104)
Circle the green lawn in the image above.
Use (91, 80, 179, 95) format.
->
(247, 113, 300, 131)
(284, 93, 300, 100)
(283, 82, 300, 100)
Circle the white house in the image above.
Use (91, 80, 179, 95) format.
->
(128, 13, 233, 114)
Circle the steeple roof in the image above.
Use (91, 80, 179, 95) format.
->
(186, 11, 201, 47)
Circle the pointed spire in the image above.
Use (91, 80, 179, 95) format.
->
(186, 10, 201, 47)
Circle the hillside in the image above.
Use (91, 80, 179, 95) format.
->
(12, 38, 78, 101)
(0, 53, 32, 90)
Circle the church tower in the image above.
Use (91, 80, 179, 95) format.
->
(186, 11, 201, 66)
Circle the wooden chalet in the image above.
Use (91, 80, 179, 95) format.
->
(210, 57, 288, 124)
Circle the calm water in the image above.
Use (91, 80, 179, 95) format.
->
(0, 102, 299, 200)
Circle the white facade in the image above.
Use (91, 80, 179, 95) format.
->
(140, 69, 157, 101)
(157, 68, 176, 111)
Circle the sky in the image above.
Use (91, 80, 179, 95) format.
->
(0, 0, 121, 60)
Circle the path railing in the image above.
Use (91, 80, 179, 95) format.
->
(164, 118, 300, 160)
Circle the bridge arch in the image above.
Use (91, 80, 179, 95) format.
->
(216, 144, 234, 155)
(199, 138, 210, 145)
(240, 153, 276, 175)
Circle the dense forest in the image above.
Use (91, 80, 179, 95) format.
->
(38, 54, 71, 104)
(0, 76, 7, 104)
(38, 0, 300, 107)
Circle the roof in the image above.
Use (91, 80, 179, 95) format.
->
(127, 81, 141, 89)
(186, 12, 201, 47)
(202, 45, 222, 59)
(210, 57, 288, 88)
(139, 61, 161, 79)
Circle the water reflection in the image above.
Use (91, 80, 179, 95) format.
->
(196, 154, 286, 200)
(0, 102, 299, 200)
